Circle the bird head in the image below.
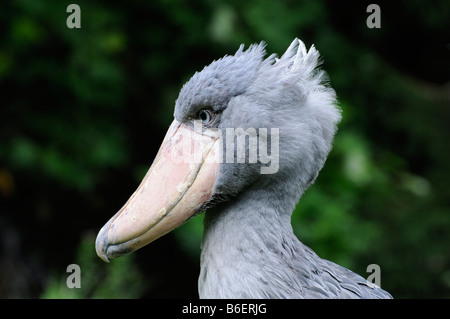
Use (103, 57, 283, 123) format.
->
(96, 38, 340, 262)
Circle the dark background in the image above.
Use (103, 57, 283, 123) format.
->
(0, 0, 449, 298)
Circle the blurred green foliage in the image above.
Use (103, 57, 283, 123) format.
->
(0, 0, 449, 298)
(41, 234, 144, 299)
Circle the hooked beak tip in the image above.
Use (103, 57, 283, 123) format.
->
(95, 226, 110, 263)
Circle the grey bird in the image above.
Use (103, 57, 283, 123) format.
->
(95, 38, 393, 299)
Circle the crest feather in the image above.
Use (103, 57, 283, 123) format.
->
(276, 38, 321, 79)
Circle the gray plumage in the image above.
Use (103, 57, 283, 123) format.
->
(174, 38, 392, 299)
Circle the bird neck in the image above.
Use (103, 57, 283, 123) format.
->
(199, 179, 308, 298)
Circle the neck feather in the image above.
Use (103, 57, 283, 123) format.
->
(199, 180, 312, 298)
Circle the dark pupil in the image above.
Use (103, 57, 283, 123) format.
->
(200, 110, 209, 122)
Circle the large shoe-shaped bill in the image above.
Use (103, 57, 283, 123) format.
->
(96, 120, 220, 262)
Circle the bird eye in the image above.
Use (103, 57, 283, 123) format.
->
(198, 109, 215, 125)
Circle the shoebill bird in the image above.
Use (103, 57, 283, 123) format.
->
(96, 38, 392, 299)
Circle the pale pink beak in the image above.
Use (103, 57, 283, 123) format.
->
(96, 120, 220, 262)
